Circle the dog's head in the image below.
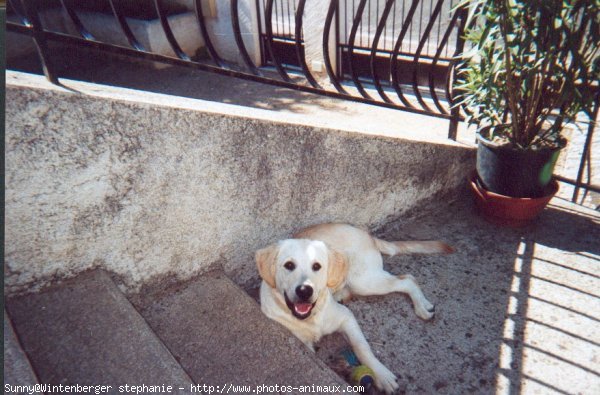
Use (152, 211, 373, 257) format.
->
(256, 239, 348, 320)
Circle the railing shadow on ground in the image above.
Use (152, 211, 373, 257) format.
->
(307, 197, 599, 394)
(499, 204, 599, 395)
(7, 39, 346, 115)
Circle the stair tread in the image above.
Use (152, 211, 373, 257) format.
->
(4, 310, 40, 387)
(6, 270, 194, 392)
(139, 270, 349, 392)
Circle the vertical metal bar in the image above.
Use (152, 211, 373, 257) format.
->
(335, 0, 342, 77)
(256, 0, 264, 39)
(344, 0, 348, 43)
(287, 0, 293, 38)
(264, 0, 291, 80)
(370, 0, 396, 103)
(259, 0, 267, 65)
(323, 0, 348, 93)
(59, 0, 94, 40)
(367, 0, 371, 46)
(231, 0, 262, 75)
(447, 5, 468, 140)
(391, 0, 397, 51)
(359, 0, 363, 47)
(282, 0, 287, 37)
(390, 0, 421, 108)
(280, 0, 285, 36)
(436, 0, 443, 52)
(416, 0, 424, 52)
(440, 0, 454, 58)
(347, 0, 372, 99)
(408, 0, 413, 52)
(376, 0, 385, 48)
(153, 0, 190, 60)
(274, 0, 279, 36)
(351, 0, 355, 45)
(572, 93, 599, 203)
(295, 0, 322, 88)
(195, 0, 229, 68)
(21, 0, 59, 83)
(383, 0, 388, 51)
(447, 106, 460, 140)
(108, 0, 145, 51)
(427, 0, 434, 54)
(410, 0, 445, 112)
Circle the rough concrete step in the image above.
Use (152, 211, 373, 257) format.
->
(6, 270, 194, 393)
(4, 310, 40, 391)
(138, 270, 352, 395)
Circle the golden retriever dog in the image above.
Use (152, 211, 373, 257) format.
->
(256, 223, 453, 394)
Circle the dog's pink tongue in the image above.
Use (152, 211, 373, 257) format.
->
(295, 303, 312, 315)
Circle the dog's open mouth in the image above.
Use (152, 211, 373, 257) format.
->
(284, 292, 316, 320)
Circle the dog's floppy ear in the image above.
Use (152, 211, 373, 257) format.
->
(256, 244, 279, 288)
(327, 248, 348, 289)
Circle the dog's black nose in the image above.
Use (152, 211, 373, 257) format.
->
(295, 284, 313, 301)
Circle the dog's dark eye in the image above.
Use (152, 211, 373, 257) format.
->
(284, 261, 296, 271)
(312, 262, 322, 271)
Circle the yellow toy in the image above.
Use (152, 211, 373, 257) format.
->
(342, 349, 375, 392)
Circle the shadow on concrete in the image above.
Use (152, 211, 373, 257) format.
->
(7, 39, 350, 115)
(499, 203, 599, 395)
(307, 196, 599, 394)
(245, 194, 599, 393)
(8, 36, 469, 144)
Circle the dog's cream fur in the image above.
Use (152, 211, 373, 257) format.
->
(256, 223, 453, 394)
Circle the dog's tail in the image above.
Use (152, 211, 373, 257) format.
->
(373, 237, 454, 256)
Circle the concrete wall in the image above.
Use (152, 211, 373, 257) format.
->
(5, 72, 475, 295)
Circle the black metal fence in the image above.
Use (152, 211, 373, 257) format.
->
(5, 0, 598, 205)
(335, 0, 466, 125)
(257, 0, 303, 69)
(6, 0, 467, 136)
(555, 97, 600, 207)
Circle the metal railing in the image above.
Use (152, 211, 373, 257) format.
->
(335, 0, 466, 130)
(6, 0, 467, 138)
(254, 0, 467, 138)
(555, 94, 600, 206)
(339, 0, 459, 59)
(257, 0, 304, 70)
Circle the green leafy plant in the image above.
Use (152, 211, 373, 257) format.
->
(454, 0, 599, 148)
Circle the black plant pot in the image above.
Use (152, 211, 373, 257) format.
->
(476, 127, 563, 198)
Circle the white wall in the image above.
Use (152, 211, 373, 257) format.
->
(5, 72, 475, 295)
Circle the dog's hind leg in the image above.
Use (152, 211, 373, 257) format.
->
(373, 237, 454, 255)
(348, 270, 435, 320)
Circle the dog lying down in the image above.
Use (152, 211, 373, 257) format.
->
(256, 223, 453, 394)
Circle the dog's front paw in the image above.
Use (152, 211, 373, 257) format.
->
(373, 365, 399, 394)
(415, 298, 435, 320)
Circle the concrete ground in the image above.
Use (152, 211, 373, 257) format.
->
(326, 194, 600, 394)
(246, 192, 600, 394)
(8, 190, 597, 395)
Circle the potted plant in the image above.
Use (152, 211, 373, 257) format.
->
(454, 0, 599, 226)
